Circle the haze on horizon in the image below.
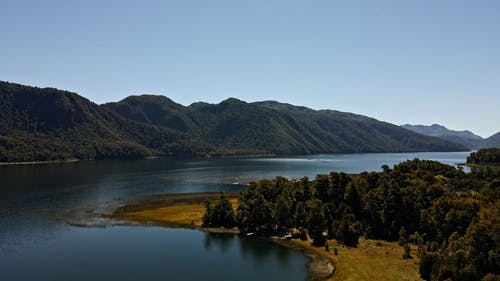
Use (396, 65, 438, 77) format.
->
(0, 0, 499, 138)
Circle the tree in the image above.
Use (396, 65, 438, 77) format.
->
(249, 194, 274, 233)
(402, 243, 411, 259)
(381, 164, 391, 173)
(334, 219, 360, 247)
(202, 200, 212, 227)
(308, 199, 326, 247)
(399, 226, 408, 246)
(275, 191, 294, 230)
(202, 192, 236, 228)
(344, 182, 362, 217)
(420, 251, 436, 281)
(294, 201, 308, 228)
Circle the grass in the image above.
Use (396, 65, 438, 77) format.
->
(109, 192, 238, 228)
(109, 192, 423, 281)
(292, 238, 423, 281)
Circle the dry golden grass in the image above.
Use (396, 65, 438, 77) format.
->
(121, 202, 207, 227)
(292, 238, 422, 281)
(111, 194, 238, 228)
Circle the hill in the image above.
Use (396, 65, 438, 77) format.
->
(401, 124, 482, 149)
(0, 81, 208, 162)
(105, 96, 467, 155)
(476, 132, 500, 149)
(0, 81, 467, 162)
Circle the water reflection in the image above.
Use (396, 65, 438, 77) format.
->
(203, 233, 235, 254)
(203, 233, 296, 268)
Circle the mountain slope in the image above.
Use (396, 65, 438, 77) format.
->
(0, 81, 208, 162)
(0, 81, 467, 163)
(103, 95, 200, 135)
(254, 101, 467, 153)
(476, 132, 500, 149)
(401, 124, 482, 149)
(108, 96, 467, 154)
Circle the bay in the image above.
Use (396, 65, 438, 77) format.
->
(0, 152, 469, 281)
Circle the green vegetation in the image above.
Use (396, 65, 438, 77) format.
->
(1, 81, 466, 163)
(0, 81, 209, 162)
(467, 148, 500, 166)
(202, 192, 236, 228)
(203, 157, 499, 281)
(107, 96, 467, 155)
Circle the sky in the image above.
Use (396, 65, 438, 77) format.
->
(0, 0, 499, 138)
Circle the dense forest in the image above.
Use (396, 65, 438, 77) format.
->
(467, 148, 500, 166)
(0, 81, 467, 162)
(105, 95, 468, 155)
(203, 158, 499, 281)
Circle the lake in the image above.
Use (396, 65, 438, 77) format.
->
(0, 152, 470, 281)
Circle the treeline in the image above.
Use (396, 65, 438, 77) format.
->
(467, 148, 500, 166)
(203, 158, 499, 281)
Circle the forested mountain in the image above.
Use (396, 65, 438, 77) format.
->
(103, 95, 201, 135)
(106, 97, 467, 155)
(401, 124, 483, 149)
(0, 81, 467, 162)
(476, 132, 500, 149)
(0, 81, 208, 162)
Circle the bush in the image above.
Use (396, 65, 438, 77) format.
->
(299, 228, 308, 241)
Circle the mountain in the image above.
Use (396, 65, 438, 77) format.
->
(401, 124, 482, 149)
(476, 132, 500, 149)
(0, 81, 208, 162)
(0, 81, 467, 163)
(103, 95, 201, 135)
(105, 96, 467, 155)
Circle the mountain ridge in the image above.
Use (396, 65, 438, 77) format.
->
(0, 81, 467, 162)
(476, 132, 500, 149)
(401, 123, 483, 149)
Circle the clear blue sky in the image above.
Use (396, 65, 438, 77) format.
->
(1, 0, 499, 137)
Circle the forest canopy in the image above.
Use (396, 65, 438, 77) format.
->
(467, 148, 500, 166)
(204, 158, 500, 281)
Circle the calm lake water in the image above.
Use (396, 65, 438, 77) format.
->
(0, 152, 469, 281)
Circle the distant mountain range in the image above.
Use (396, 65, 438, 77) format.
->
(400, 124, 483, 149)
(401, 124, 500, 150)
(0, 81, 467, 163)
(477, 132, 500, 149)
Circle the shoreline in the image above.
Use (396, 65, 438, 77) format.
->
(0, 150, 470, 167)
(93, 223, 334, 281)
(69, 192, 335, 281)
(65, 191, 422, 281)
(0, 158, 80, 166)
(271, 238, 335, 281)
(459, 163, 500, 168)
(0, 153, 276, 167)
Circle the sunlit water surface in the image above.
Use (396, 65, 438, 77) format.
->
(0, 152, 469, 281)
